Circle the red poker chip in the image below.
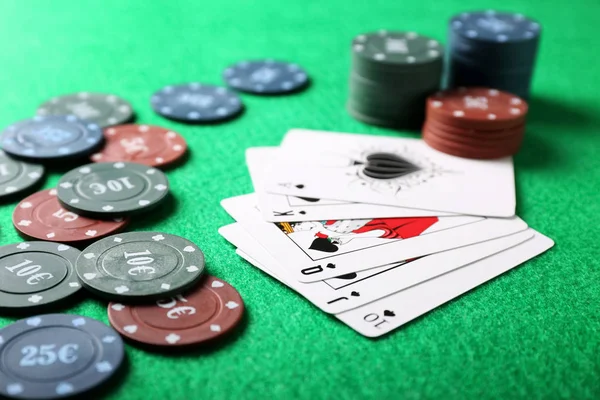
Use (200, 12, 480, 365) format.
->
(427, 87, 528, 130)
(108, 275, 244, 347)
(12, 189, 128, 242)
(425, 118, 526, 139)
(423, 128, 521, 159)
(91, 124, 187, 168)
(423, 123, 525, 149)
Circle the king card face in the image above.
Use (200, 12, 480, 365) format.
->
(262, 129, 516, 217)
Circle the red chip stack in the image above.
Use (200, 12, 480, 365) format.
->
(422, 87, 528, 159)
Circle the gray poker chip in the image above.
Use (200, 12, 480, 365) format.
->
(56, 162, 169, 218)
(0, 115, 104, 161)
(223, 60, 309, 94)
(0, 151, 44, 200)
(450, 10, 541, 43)
(0, 242, 82, 310)
(352, 31, 443, 66)
(37, 92, 134, 128)
(0, 314, 124, 399)
(150, 83, 243, 123)
(76, 232, 206, 301)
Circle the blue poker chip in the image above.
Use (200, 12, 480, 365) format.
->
(223, 59, 309, 95)
(450, 10, 540, 43)
(150, 83, 244, 123)
(0, 314, 125, 399)
(0, 115, 104, 162)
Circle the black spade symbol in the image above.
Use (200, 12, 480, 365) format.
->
(309, 238, 338, 253)
(363, 152, 420, 180)
(351, 291, 360, 297)
(326, 263, 336, 269)
(335, 273, 358, 280)
(299, 211, 306, 215)
(295, 184, 305, 189)
(297, 196, 319, 202)
(383, 310, 395, 317)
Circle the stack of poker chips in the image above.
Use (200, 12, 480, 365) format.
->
(445, 10, 541, 99)
(348, 31, 444, 130)
(422, 87, 528, 159)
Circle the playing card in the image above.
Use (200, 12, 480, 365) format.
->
(220, 193, 528, 282)
(336, 232, 554, 337)
(263, 129, 516, 217)
(247, 146, 453, 222)
(218, 222, 535, 314)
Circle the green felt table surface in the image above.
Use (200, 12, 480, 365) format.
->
(0, 0, 599, 399)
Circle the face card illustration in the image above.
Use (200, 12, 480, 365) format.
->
(220, 194, 528, 282)
(246, 147, 452, 222)
(218, 222, 535, 315)
(262, 129, 516, 217)
(336, 232, 554, 337)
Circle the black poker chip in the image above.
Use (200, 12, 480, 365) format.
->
(150, 83, 243, 123)
(0, 242, 82, 310)
(223, 59, 310, 95)
(0, 314, 125, 399)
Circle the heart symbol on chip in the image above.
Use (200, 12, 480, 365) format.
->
(226, 301, 239, 309)
(84, 253, 95, 259)
(183, 246, 195, 252)
(20, 202, 32, 209)
(102, 205, 114, 211)
(6, 383, 23, 395)
(161, 283, 171, 290)
(79, 167, 91, 174)
(96, 361, 113, 373)
(210, 325, 222, 332)
(115, 286, 129, 294)
(212, 281, 224, 288)
(187, 266, 199, 272)
(5, 186, 16, 193)
(69, 282, 80, 288)
(83, 273, 97, 280)
(72, 318, 86, 327)
(114, 162, 125, 169)
(152, 235, 164, 241)
(55, 383, 74, 395)
(57, 245, 70, 251)
(18, 220, 31, 226)
(49, 189, 57, 195)
(70, 198, 80, 204)
(85, 230, 97, 237)
(111, 304, 125, 311)
(28, 295, 43, 304)
(47, 232, 56, 239)
(27, 317, 42, 326)
(155, 184, 167, 191)
(124, 325, 138, 334)
(102, 335, 117, 343)
(138, 200, 150, 206)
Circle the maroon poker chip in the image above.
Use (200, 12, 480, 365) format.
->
(12, 189, 128, 243)
(91, 124, 187, 168)
(108, 275, 244, 347)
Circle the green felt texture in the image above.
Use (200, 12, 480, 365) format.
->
(0, 0, 599, 399)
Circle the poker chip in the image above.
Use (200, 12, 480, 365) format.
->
(0, 115, 104, 162)
(13, 189, 128, 243)
(76, 232, 206, 301)
(108, 275, 244, 346)
(0, 151, 44, 200)
(446, 10, 541, 98)
(150, 83, 243, 123)
(0, 242, 81, 310)
(91, 124, 187, 168)
(56, 162, 169, 218)
(37, 92, 134, 128)
(0, 314, 124, 399)
(348, 31, 443, 129)
(422, 87, 528, 159)
(426, 87, 528, 129)
(223, 59, 309, 95)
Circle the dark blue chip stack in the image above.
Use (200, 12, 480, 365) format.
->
(445, 10, 541, 99)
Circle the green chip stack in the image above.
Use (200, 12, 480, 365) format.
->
(348, 31, 444, 130)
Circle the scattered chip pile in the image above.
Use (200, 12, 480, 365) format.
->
(423, 87, 528, 159)
(0, 87, 248, 398)
(348, 31, 444, 129)
(446, 10, 541, 99)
